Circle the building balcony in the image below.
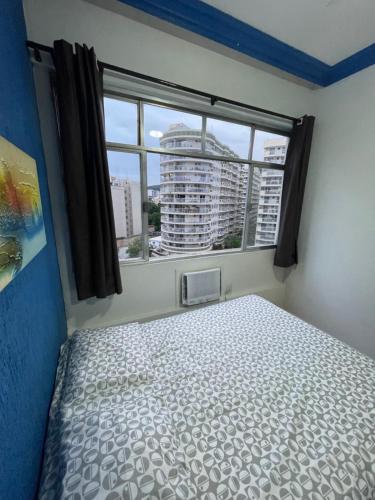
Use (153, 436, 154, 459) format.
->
(161, 215, 211, 224)
(220, 182, 239, 191)
(162, 228, 210, 237)
(263, 180, 283, 186)
(160, 141, 202, 151)
(161, 187, 211, 194)
(161, 176, 212, 184)
(161, 234, 211, 244)
(160, 195, 211, 204)
(256, 224, 277, 232)
(256, 230, 276, 238)
(220, 172, 239, 183)
(161, 242, 212, 253)
(259, 198, 280, 205)
(160, 165, 213, 174)
(161, 206, 211, 215)
(257, 215, 278, 223)
(260, 187, 282, 195)
(257, 208, 279, 215)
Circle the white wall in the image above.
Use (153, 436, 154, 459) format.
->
(23, 0, 314, 117)
(285, 67, 375, 358)
(24, 0, 316, 333)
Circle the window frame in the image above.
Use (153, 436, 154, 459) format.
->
(104, 90, 289, 265)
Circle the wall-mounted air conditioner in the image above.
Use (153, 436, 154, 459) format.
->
(181, 268, 221, 306)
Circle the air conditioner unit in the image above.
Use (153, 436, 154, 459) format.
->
(181, 268, 221, 306)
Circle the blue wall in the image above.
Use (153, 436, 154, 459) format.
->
(0, 1, 67, 498)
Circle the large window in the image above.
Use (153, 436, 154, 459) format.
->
(104, 94, 289, 262)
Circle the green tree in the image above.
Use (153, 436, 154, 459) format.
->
(223, 234, 241, 249)
(148, 201, 161, 231)
(128, 237, 142, 258)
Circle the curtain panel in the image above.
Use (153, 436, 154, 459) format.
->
(274, 115, 315, 267)
(53, 40, 122, 299)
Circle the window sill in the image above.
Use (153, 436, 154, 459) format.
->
(118, 244, 277, 266)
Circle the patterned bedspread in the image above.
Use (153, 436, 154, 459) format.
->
(39, 295, 375, 499)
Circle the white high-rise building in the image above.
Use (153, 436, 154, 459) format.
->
(159, 124, 246, 254)
(254, 138, 287, 245)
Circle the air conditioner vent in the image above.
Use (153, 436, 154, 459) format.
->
(181, 268, 221, 306)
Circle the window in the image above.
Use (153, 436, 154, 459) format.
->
(107, 151, 144, 260)
(246, 167, 284, 246)
(252, 130, 289, 165)
(144, 104, 202, 149)
(104, 97, 138, 145)
(104, 94, 289, 262)
(206, 117, 251, 158)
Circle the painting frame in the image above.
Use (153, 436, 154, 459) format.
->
(0, 136, 47, 292)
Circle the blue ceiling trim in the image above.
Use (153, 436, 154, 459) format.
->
(117, 0, 375, 87)
(324, 43, 375, 86)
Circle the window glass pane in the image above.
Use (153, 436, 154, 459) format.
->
(206, 118, 251, 159)
(252, 130, 289, 164)
(144, 104, 202, 148)
(247, 167, 283, 247)
(107, 151, 143, 260)
(147, 153, 249, 259)
(104, 97, 138, 145)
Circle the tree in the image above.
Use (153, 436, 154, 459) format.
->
(148, 201, 161, 231)
(223, 234, 241, 249)
(128, 237, 142, 258)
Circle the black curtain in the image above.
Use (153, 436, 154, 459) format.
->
(274, 115, 315, 267)
(53, 40, 122, 299)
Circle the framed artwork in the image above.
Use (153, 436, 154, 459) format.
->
(0, 136, 46, 291)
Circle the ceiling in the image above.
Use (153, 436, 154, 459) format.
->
(203, 0, 375, 65)
(89, 0, 375, 86)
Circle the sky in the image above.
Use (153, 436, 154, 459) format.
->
(104, 97, 288, 186)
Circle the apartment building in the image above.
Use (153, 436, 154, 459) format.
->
(110, 177, 142, 241)
(253, 138, 287, 245)
(159, 128, 287, 252)
(159, 123, 245, 254)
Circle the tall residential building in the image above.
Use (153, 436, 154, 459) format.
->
(110, 177, 142, 241)
(253, 138, 287, 245)
(159, 123, 246, 254)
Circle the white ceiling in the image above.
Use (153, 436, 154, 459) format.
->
(203, 0, 375, 65)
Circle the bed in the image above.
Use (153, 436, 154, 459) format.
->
(39, 295, 375, 499)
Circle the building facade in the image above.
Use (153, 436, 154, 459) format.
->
(159, 123, 246, 254)
(251, 138, 287, 246)
(110, 177, 142, 241)
(159, 126, 287, 253)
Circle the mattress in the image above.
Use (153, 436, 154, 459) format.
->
(39, 295, 375, 499)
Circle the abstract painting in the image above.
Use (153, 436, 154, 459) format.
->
(0, 136, 46, 291)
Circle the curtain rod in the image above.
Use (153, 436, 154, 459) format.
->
(26, 40, 297, 124)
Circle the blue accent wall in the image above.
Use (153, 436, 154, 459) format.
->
(0, 1, 67, 499)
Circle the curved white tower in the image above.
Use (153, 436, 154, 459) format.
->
(159, 124, 244, 254)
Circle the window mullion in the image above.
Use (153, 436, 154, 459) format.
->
(242, 128, 255, 251)
(201, 116, 207, 153)
(140, 151, 149, 262)
(139, 100, 144, 147)
(138, 102, 149, 261)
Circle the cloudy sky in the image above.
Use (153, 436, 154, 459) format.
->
(104, 98, 287, 186)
